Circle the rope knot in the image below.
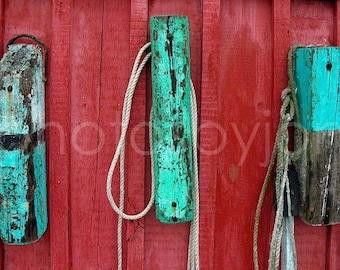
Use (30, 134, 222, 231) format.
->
(254, 45, 303, 270)
(281, 87, 291, 101)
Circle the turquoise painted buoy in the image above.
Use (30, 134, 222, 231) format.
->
(295, 47, 340, 225)
(0, 35, 48, 244)
(150, 16, 194, 224)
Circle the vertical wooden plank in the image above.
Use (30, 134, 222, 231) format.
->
(273, 0, 290, 116)
(289, 1, 334, 269)
(334, 0, 340, 45)
(69, 0, 104, 268)
(295, 47, 340, 225)
(145, 2, 202, 269)
(201, 0, 220, 269)
(126, 0, 148, 268)
(150, 15, 194, 224)
(0, 0, 4, 268)
(0, 0, 4, 56)
(2, 1, 51, 269)
(0, 41, 48, 245)
(49, 0, 72, 269)
(97, 1, 131, 269)
(216, 1, 273, 268)
(327, 2, 340, 269)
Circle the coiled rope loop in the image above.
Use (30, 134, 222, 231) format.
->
(106, 42, 199, 270)
(106, 42, 153, 220)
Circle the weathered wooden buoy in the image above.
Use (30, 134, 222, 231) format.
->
(150, 16, 195, 223)
(295, 47, 340, 225)
(0, 34, 48, 244)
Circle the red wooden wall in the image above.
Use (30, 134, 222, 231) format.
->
(0, 0, 340, 269)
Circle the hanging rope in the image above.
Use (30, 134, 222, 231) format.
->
(106, 42, 152, 270)
(106, 42, 200, 270)
(187, 80, 200, 270)
(253, 45, 305, 270)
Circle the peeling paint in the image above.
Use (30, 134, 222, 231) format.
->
(296, 47, 340, 225)
(0, 43, 47, 244)
(150, 16, 194, 224)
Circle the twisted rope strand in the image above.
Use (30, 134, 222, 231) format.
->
(107, 42, 199, 270)
(106, 43, 153, 221)
(106, 42, 152, 270)
(253, 87, 298, 270)
(187, 80, 200, 270)
(253, 45, 305, 270)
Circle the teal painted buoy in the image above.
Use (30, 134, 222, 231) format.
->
(150, 16, 194, 224)
(0, 35, 48, 244)
(295, 47, 340, 225)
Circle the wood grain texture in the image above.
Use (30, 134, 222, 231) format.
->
(290, 1, 334, 268)
(273, 0, 291, 122)
(0, 43, 47, 245)
(328, 2, 340, 268)
(2, 1, 51, 269)
(98, 1, 131, 269)
(0, 0, 5, 267)
(297, 131, 340, 226)
(327, 223, 340, 270)
(0, 0, 4, 57)
(0, 0, 339, 269)
(295, 47, 340, 225)
(294, 218, 328, 269)
(151, 15, 194, 224)
(291, 0, 335, 46)
(145, 2, 202, 269)
(335, 0, 340, 45)
(69, 0, 104, 268)
(216, 1, 272, 268)
(295, 47, 340, 132)
(126, 1, 148, 269)
(49, 0, 72, 269)
(201, 0, 220, 268)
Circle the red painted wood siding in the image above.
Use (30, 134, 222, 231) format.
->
(0, 0, 339, 269)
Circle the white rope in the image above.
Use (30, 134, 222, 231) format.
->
(106, 42, 152, 270)
(106, 42, 199, 270)
(268, 91, 297, 270)
(187, 80, 200, 270)
(106, 42, 153, 221)
(253, 88, 297, 270)
(254, 46, 304, 270)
